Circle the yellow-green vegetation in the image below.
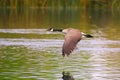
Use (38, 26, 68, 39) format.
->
(0, 0, 118, 10)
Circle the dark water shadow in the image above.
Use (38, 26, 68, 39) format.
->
(62, 71, 75, 80)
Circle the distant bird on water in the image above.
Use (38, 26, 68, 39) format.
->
(48, 28, 93, 57)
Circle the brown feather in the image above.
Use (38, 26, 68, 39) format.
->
(62, 28, 82, 57)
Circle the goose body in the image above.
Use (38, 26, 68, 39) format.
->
(48, 28, 93, 57)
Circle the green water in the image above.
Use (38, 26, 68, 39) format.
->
(0, 7, 120, 80)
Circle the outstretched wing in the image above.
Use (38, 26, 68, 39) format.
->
(62, 36, 80, 57)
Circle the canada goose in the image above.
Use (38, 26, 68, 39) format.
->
(48, 28, 93, 57)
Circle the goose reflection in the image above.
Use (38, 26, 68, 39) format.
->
(62, 71, 75, 80)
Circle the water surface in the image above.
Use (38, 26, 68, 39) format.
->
(0, 7, 120, 80)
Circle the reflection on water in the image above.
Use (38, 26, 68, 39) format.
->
(0, 37, 120, 80)
(62, 71, 74, 80)
(0, 29, 47, 34)
(0, 7, 120, 29)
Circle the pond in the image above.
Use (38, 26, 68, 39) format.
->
(0, 8, 120, 80)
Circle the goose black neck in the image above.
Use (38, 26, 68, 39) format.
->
(48, 28, 63, 32)
(53, 29, 63, 32)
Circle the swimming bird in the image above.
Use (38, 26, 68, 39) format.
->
(48, 28, 93, 57)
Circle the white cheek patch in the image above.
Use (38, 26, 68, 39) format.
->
(50, 28, 53, 31)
